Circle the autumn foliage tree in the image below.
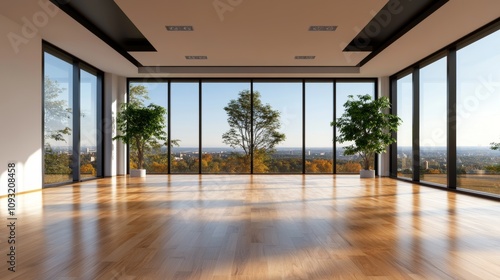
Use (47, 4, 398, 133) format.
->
(305, 159, 334, 173)
(80, 163, 96, 176)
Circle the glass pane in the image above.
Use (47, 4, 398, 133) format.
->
(396, 74, 413, 179)
(171, 82, 199, 173)
(253, 82, 302, 173)
(420, 58, 447, 185)
(335, 82, 375, 173)
(202, 82, 251, 173)
(305, 82, 334, 173)
(43, 52, 73, 184)
(80, 70, 98, 179)
(129, 82, 168, 173)
(457, 30, 500, 195)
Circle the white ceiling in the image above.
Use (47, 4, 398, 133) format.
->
(2, 0, 500, 77)
(118, 0, 386, 67)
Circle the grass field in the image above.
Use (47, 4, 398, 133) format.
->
(397, 173, 500, 195)
(44, 174, 97, 184)
(44, 174, 72, 185)
(422, 174, 500, 195)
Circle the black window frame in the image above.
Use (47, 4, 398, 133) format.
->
(125, 78, 379, 175)
(42, 41, 104, 187)
(389, 18, 500, 199)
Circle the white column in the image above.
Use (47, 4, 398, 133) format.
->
(379, 76, 391, 177)
(103, 73, 127, 176)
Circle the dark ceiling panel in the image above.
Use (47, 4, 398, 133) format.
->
(345, 0, 449, 66)
(50, 0, 156, 66)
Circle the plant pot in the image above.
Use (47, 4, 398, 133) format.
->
(130, 169, 146, 177)
(360, 169, 375, 178)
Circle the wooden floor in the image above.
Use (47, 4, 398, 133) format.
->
(2, 175, 500, 279)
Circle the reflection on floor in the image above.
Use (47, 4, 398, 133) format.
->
(2, 175, 500, 279)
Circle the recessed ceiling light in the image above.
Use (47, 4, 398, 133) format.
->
(295, 56, 316, 60)
(185, 56, 207, 60)
(166, 26, 194, 31)
(309, 26, 337, 31)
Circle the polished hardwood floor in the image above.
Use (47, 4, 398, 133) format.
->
(2, 175, 500, 279)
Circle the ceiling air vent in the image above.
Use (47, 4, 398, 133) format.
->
(295, 56, 316, 60)
(185, 56, 207, 60)
(166, 26, 194, 31)
(309, 26, 337, 31)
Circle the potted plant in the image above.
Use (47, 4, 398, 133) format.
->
(332, 94, 401, 178)
(113, 102, 167, 177)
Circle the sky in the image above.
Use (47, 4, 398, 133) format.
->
(131, 81, 375, 149)
(397, 29, 500, 147)
(44, 53, 98, 148)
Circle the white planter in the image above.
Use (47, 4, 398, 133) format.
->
(130, 169, 146, 177)
(360, 169, 375, 178)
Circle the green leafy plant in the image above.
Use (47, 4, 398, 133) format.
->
(44, 76, 72, 142)
(223, 90, 285, 155)
(332, 94, 402, 171)
(113, 102, 167, 170)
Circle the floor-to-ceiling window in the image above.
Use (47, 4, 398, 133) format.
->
(43, 52, 74, 184)
(79, 69, 99, 179)
(305, 81, 334, 173)
(457, 29, 500, 195)
(125, 79, 377, 174)
(170, 81, 199, 173)
(336, 81, 376, 173)
(128, 82, 169, 173)
(253, 81, 303, 173)
(420, 57, 447, 185)
(43, 44, 102, 185)
(396, 74, 413, 179)
(390, 20, 500, 197)
(202, 81, 251, 173)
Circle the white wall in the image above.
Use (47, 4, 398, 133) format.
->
(0, 15, 43, 195)
(0, 11, 128, 195)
